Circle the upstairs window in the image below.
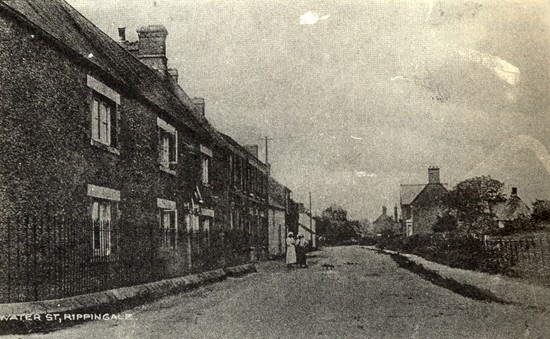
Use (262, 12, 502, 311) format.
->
(92, 97, 116, 145)
(202, 156, 210, 184)
(157, 118, 177, 173)
(87, 75, 120, 152)
(200, 145, 213, 185)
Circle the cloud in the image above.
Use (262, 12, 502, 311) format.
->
(457, 48, 520, 86)
(299, 11, 330, 25)
(355, 171, 377, 178)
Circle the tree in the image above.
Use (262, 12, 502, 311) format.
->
(432, 212, 457, 233)
(355, 218, 373, 237)
(321, 204, 348, 222)
(319, 204, 359, 245)
(444, 176, 506, 236)
(531, 199, 550, 225)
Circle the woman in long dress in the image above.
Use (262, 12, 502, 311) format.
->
(296, 234, 308, 268)
(286, 232, 296, 268)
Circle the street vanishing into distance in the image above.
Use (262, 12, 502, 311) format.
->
(15, 246, 550, 339)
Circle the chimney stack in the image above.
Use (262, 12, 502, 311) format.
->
(118, 27, 126, 42)
(193, 97, 205, 116)
(244, 145, 259, 158)
(428, 166, 440, 184)
(382, 206, 387, 215)
(511, 187, 518, 197)
(394, 205, 398, 222)
(168, 68, 179, 83)
(136, 25, 168, 73)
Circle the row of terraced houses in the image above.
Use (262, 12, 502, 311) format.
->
(0, 0, 316, 303)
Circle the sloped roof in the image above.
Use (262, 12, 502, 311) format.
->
(2, 0, 202, 132)
(492, 196, 531, 221)
(400, 184, 426, 205)
(269, 177, 289, 209)
(373, 213, 394, 225)
(218, 132, 267, 170)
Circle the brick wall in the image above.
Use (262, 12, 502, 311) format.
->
(0, 12, 205, 301)
(411, 184, 448, 235)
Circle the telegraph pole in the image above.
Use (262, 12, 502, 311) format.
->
(264, 136, 273, 172)
(309, 191, 313, 247)
(309, 191, 312, 228)
(265, 136, 269, 167)
(264, 136, 272, 258)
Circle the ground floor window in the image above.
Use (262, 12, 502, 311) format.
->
(160, 209, 177, 249)
(87, 184, 120, 259)
(91, 199, 113, 257)
(200, 217, 211, 247)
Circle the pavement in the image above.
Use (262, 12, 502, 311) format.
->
(0, 264, 256, 335)
(7, 246, 550, 338)
(375, 247, 550, 311)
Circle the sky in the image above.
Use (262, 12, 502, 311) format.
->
(66, 0, 550, 220)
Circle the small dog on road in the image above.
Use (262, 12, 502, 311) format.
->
(320, 263, 335, 270)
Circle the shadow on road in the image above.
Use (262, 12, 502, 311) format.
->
(389, 253, 511, 305)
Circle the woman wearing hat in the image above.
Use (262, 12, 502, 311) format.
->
(286, 232, 297, 268)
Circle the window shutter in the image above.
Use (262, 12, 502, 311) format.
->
(112, 105, 120, 148)
(92, 99, 99, 141)
(158, 129, 163, 165)
(173, 130, 178, 164)
(169, 132, 176, 164)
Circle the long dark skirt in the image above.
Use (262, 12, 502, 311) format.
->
(296, 246, 307, 267)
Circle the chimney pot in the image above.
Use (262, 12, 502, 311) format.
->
(168, 68, 178, 83)
(382, 206, 387, 215)
(428, 166, 440, 184)
(193, 97, 205, 116)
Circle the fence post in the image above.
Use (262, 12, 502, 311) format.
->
(33, 214, 38, 301)
(7, 215, 11, 303)
(539, 237, 544, 265)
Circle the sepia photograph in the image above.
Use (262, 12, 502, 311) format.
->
(1, 0, 550, 337)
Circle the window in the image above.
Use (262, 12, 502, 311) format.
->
(158, 198, 177, 249)
(88, 75, 120, 151)
(200, 145, 212, 185)
(160, 209, 177, 249)
(200, 217, 211, 247)
(157, 118, 177, 172)
(202, 156, 210, 184)
(91, 199, 113, 257)
(88, 184, 120, 258)
(229, 155, 235, 187)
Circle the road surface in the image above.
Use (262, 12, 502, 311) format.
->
(15, 246, 550, 338)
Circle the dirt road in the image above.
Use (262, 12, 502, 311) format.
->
(16, 246, 550, 338)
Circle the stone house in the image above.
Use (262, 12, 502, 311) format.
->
(0, 0, 269, 302)
(219, 132, 269, 261)
(296, 203, 317, 250)
(400, 167, 448, 236)
(492, 187, 531, 228)
(266, 177, 291, 258)
(372, 206, 400, 235)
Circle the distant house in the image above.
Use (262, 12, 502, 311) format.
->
(267, 177, 291, 258)
(492, 187, 531, 228)
(400, 167, 448, 236)
(296, 203, 317, 250)
(372, 206, 400, 235)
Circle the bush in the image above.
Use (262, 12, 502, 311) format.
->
(375, 233, 506, 274)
